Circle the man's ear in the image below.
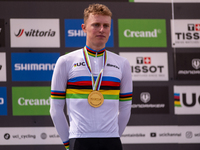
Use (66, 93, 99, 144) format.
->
(81, 24, 86, 33)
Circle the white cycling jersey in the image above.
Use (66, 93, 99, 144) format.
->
(50, 46, 132, 143)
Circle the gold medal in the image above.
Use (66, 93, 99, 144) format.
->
(88, 91, 104, 107)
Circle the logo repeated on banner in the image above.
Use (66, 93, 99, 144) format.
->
(11, 53, 59, 81)
(119, 52, 168, 81)
(175, 53, 200, 80)
(131, 86, 169, 114)
(118, 19, 167, 47)
(64, 19, 114, 47)
(10, 19, 60, 47)
(174, 86, 200, 115)
(171, 19, 200, 48)
(0, 19, 5, 47)
(0, 127, 62, 145)
(0, 87, 7, 116)
(0, 52, 6, 82)
(12, 86, 51, 116)
(121, 126, 200, 144)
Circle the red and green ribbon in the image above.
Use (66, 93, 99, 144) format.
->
(83, 46, 107, 91)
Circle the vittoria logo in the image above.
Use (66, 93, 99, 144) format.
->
(15, 29, 56, 37)
(192, 59, 200, 69)
(140, 92, 150, 103)
(10, 19, 60, 47)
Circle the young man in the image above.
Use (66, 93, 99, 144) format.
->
(50, 3, 132, 150)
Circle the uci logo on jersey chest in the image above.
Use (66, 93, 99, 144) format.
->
(74, 62, 85, 67)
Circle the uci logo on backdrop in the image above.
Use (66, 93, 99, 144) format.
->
(174, 86, 200, 115)
(11, 53, 60, 81)
(64, 19, 114, 47)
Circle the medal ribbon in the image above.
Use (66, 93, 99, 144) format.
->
(83, 46, 107, 91)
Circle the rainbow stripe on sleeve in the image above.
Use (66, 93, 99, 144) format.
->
(63, 140, 69, 149)
(119, 92, 132, 101)
(51, 90, 66, 100)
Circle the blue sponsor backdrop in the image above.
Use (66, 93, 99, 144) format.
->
(65, 19, 114, 47)
(11, 53, 60, 81)
(0, 87, 7, 116)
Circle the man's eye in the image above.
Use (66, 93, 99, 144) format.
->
(94, 24, 99, 27)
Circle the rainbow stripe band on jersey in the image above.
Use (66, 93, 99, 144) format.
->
(85, 45, 105, 57)
(119, 92, 133, 101)
(51, 90, 66, 100)
(63, 140, 69, 149)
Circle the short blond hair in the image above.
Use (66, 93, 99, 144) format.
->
(83, 4, 112, 24)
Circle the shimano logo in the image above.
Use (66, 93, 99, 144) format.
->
(15, 29, 56, 37)
(107, 63, 119, 69)
(124, 29, 160, 38)
(14, 63, 55, 71)
(18, 97, 50, 106)
(68, 30, 86, 37)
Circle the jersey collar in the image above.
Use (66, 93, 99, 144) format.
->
(85, 45, 106, 57)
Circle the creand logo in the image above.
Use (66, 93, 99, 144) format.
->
(15, 29, 56, 37)
(124, 29, 161, 38)
(12, 86, 51, 116)
(18, 97, 50, 106)
(118, 19, 167, 47)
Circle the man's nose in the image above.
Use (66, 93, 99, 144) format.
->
(99, 25, 104, 32)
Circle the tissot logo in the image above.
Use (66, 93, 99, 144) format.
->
(15, 29, 55, 37)
(171, 19, 200, 47)
(188, 24, 200, 31)
(137, 57, 151, 64)
(140, 92, 150, 103)
(119, 52, 168, 81)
